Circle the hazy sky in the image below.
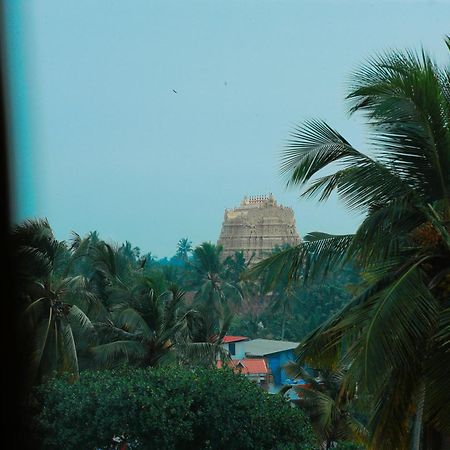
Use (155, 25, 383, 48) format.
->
(5, 0, 450, 257)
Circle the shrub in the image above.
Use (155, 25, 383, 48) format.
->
(32, 366, 316, 449)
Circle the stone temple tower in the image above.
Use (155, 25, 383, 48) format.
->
(217, 194, 301, 264)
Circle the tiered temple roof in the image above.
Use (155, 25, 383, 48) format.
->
(217, 194, 300, 264)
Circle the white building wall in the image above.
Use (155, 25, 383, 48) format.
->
(221, 340, 248, 359)
(232, 341, 247, 359)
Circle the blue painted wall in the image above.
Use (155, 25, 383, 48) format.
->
(267, 349, 296, 386)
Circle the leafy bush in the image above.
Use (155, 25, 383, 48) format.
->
(32, 367, 316, 449)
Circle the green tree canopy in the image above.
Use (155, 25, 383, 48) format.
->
(32, 367, 317, 450)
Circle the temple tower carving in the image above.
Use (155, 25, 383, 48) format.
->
(217, 194, 301, 264)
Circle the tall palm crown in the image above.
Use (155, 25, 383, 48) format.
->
(91, 281, 191, 368)
(176, 237, 193, 263)
(190, 243, 243, 310)
(186, 243, 243, 353)
(249, 44, 450, 449)
(13, 219, 98, 383)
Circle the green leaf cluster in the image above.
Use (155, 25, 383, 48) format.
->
(32, 367, 316, 450)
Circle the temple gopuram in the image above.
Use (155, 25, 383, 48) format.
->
(217, 194, 301, 264)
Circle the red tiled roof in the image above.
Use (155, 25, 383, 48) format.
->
(217, 358, 269, 375)
(222, 336, 248, 343)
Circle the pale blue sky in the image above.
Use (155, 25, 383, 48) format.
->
(4, 0, 450, 257)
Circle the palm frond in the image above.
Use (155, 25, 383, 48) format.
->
(353, 265, 437, 390)
(59, 275, 102, 310)
(58, 320, 79, 378)
(347, 49, 450, 203)
(177, 341, 227, 368)
(367, 366, 416, 449)
(281, 119, 364, 185)
(300, 154, 414, 213)
(162, 286, 186, 330)
(23, 297, 48, 324)
(347, 196, 424, 267)
(67, 304, 94, 332)
(90, 340, 146, 368)
(30, 308, 53, 380)
(115, 307, 152, 339)
(425, 307, 450, 433)
(295, 270, 400, 369)
(11, 218, 59, 259)
(191, 242, 223, 275)
(246, 233, 354, 289)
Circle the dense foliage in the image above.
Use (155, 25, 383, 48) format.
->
(32, 367, 317, 450)
(12, 218, 357, 387)
(232, 264, 359, 341)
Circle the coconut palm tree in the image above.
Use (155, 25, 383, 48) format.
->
(190, 242, 243, 325)
(262, 245, 303, 340)
(176, 237, 193, 263)
(91, 283, 190, 367)
(271, 280, 298, 341)
(13, 219, 98, 383)
(177, 304, 233, 368)
(223, 251, 248, 282)
(249, 43, 450, 449)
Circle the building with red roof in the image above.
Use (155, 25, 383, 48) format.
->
(217, 358, 272, 387)
(219, 336, 302, 390)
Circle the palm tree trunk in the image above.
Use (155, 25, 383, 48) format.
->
(281, 304, 287, 340)
(412, 382, 426, 450)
